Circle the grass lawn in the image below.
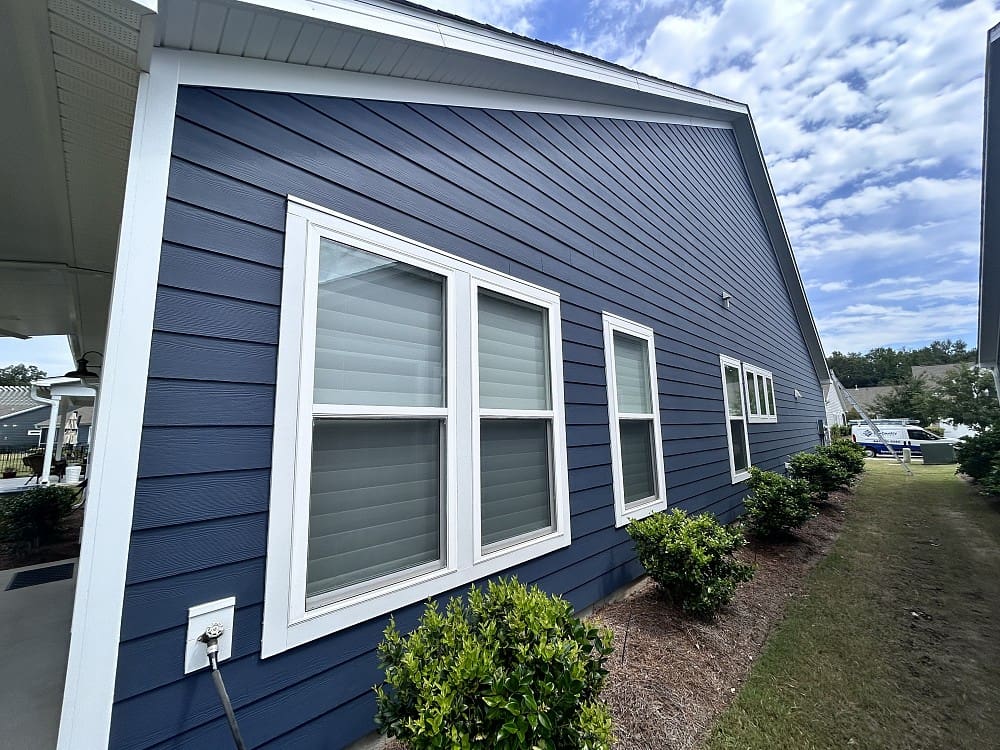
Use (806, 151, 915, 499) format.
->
(704, 461, 1000, 750)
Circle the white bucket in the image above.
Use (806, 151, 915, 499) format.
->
(64, 465, 82, 483)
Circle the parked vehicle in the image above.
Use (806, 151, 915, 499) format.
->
(851, 422, 959, 458)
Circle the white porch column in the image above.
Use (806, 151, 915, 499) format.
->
(55, 405, 68, 460)
(40, 394, 62, 485)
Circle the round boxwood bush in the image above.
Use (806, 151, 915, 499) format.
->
(744, 467, 815, 538)
(0, 485, 75, 547)
(816, 441, 867, 480)
(374, 577, 614, 750)
(788, 451, 852, 502)
(626, 509, 754, 617)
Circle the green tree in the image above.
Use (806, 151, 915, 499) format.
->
(934, 365, 1000, 431)
(870, 377, 941, 425)
(0, 364, 47, 385)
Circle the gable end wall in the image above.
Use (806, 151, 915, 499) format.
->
(109, 87, 825, 749)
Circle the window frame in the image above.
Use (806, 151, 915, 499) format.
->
(602, 312, 667, 527)
(743, 363, 777, 423)
(720, 354, 753, 483)
(263, 197, 570, 657)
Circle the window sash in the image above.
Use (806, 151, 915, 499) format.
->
(744, 364, 777, 423)
(721, 354, 752, 482)
(603, 312, 666, 527)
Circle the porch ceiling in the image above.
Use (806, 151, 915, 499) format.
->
(0, 0, 148, 356)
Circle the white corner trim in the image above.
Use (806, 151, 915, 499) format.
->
(602, 312, 667, 527)
(56, 51, 179, 750)
(159, 48, 733, 130)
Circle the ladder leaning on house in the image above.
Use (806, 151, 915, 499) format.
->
(832, 371, 913, 477)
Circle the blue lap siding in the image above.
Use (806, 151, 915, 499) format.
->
(110, 87, 825, 748)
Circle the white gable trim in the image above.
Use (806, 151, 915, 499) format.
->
(56, 52, 180, 750)
(165, 48, 733, 129)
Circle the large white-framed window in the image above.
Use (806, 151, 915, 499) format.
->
(263, 197, 570, 656)
(602, 313, 667, 527)
(720, 354, 752, 483)
(743, 364, 777, 423)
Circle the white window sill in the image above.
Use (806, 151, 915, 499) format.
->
(614, 497, 667, 527)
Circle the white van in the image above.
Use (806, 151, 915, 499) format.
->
(851, 423, 959, 458)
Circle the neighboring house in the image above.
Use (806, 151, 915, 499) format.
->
(0, 386, 49, 450)
(0, 2, 830, 748)
(824, 382, 849, 426)
(981, 22, 1000, 403)
(844, 386, 896, 417)
(36, 407, 94, 448)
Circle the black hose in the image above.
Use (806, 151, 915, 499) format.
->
(209, 651, 248, 750)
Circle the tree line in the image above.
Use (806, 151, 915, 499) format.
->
(826, 339, 976, 388)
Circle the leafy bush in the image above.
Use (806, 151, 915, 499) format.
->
(0, 485, 75, 546)
(744, 467, 815, 538)
(374, 578, 614, 750)
(829, 423, 852, 440)
(956, 428, 1000, 482)
(816, 441, 867, 480)
(626, 509, 754, 617)
(788, 451, 852, 502)
(981, 463, 1000, 497)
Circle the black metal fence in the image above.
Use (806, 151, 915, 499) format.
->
(0, 445, 90, 478)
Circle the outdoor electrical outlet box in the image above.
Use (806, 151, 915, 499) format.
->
(184, 597, 236, 674)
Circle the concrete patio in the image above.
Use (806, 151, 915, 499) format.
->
(0, 558, 76, 749)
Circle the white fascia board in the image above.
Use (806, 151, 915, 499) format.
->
(730, 114, 830, 388)
(168, 49, 733, 129)
(223, 0, 747, 117)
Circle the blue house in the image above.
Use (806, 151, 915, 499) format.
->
(981, 22, 1000, 401)
(0, 1, 830, 748)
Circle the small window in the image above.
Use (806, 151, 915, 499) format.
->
(743, 364, 777, 423)
(720, 354, 752, 482)
(603, 313, 666, 526)
(263, 199, 571, 656)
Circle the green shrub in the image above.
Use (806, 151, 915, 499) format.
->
(374, 578, 614, 750)
(816, 441, 867, 480)
(981, 462, 1000, 497)
(744, 467, 815, 538)
(829, 423, 852, 440)
(626, 509, 754, 617)
(0, 485, 75, 546)
(788, 451, 852, 502)
(956, 428, 1000, 482)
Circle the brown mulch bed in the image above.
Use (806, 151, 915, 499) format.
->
(593, 492, 850, 750)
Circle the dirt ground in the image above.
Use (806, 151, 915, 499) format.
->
(593, 493, 849, 750)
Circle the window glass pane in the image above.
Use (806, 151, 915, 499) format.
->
(766, 378, 776, 416)
(757, 376, 768, 417)
(613, 332, 653, 414)
(725, 365, 744, 416)
(480, 419, 552, 547)
(730, 419, 749, 472)
(314, 240, 445, 407)
(746, 372, 758, 414)
(619, 419, 656, 505)
(478, 292, 550, 410)
(307, 419, 442, 600)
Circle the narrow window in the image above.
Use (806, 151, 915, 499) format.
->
(603, 313, 666, 526)
(721, 354, 752, 482)
(477, 290, 555, 551)
(744, 364, 777, 423)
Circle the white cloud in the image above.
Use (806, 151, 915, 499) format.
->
(816, 301, 980, 354)
(420, 0, 539, 34)
(814, 280, 849, 292)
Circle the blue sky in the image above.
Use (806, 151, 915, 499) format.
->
(0, 0, 995, 374)
(428, 0, 997, 354)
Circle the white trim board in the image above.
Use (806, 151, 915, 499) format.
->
(163, 48, 734, 129)
(204, 0, 746, 115)
(56, 53, 179, 750)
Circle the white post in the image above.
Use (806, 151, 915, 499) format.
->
(40, 395, 61, 485)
